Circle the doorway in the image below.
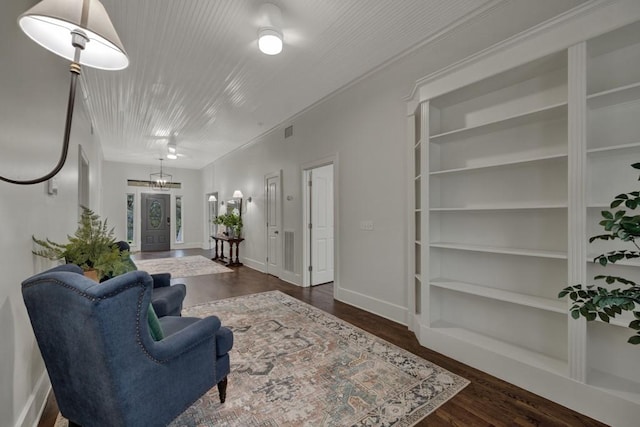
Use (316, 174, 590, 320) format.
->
(141, 193, 171, 251)
(304, 163, 334, 286)
(207, 192, 219, 249)
(265, 171, 282, 277)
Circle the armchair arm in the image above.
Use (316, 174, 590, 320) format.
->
(150, 272, 171, 288)
(150, 316, 221, 362)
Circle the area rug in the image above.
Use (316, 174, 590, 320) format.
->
(133, 255, 232, 277)
(55, 291, 469, 426)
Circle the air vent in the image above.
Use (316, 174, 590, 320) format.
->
(284, 230, 294, 272)
(284, 125, 293, 139)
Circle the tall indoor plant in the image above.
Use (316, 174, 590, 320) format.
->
(32, 206, 129, 280)
(559, 163, 640, 344)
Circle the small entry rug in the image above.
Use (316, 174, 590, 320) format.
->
(56, 291, 469, 426)
(133, 255, 232, 277)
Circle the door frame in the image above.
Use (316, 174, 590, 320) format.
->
(265, 170, 283, 277)
(302, 155, 338, 289)
(206, 191, 219, 249)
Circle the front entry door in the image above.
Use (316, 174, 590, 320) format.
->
(141, 193, 171, 251)
(266, 172, 282, 276)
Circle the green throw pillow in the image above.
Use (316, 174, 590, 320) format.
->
(147, 305, 164, 341)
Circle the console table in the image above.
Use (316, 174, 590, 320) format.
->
(211, 235, 244, 267)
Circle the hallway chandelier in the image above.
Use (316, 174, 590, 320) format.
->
(150, 159, 172, 191)
(1, 0, 128, 185)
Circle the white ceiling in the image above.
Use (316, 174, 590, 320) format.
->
(2, 0, 589, 173)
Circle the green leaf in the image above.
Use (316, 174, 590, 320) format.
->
(614, 194, 629, 200)
(625, 200, 638, 209)
(571, 310, 580, 320)
(558, 290, 569, 298)
(601, 210, 614, 219)
(586, 312, 597, 321)
(627, 335, 640, 345)
(631, 162, 640, 170)
(597, 312, 609, 323)
(629, 320, 640, 330)
(598, 257, 608, 266)
(611, 199, 624, 208)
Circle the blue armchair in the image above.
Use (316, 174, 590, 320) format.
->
(114, 241, 186, 317)
(22, 264, 233, 426)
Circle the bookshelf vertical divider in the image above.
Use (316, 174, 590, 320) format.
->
(567, 42, 588, 383)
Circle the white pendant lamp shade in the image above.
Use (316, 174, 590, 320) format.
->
(233, 190, 243, 198)
(18, 0, 128, 70)
(258, 3, 283, 55)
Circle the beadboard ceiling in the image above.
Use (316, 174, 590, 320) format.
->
(2, 0, 589, 171)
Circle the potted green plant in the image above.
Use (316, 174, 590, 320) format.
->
(213, 212, 243, 238)
(559, 163, 640, 344)
(33, 206, 130, 281)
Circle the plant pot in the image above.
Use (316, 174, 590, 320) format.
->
(84, 269, 99, 282)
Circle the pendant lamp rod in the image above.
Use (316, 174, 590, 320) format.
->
(0, 49, 81, 185)
(1, 0, 128, 185)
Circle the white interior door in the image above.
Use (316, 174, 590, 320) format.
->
(311, 164, 334, 285)
(266, 172, 282, 276)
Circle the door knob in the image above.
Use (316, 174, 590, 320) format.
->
(274, 230, 279, 234)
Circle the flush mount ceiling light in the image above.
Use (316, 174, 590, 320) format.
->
(257, 3, 283, 55)
(1, 0, 128, 185)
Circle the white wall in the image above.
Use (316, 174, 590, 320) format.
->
(102, 161, 204, 250)
(201, 2, 582, 324)
(0, 1, 106, 425)
(0, 108, 102, 427)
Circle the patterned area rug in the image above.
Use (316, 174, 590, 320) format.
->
(55, 291, 469, 426)
(176, 291, 468, 426)
(133, 255, 232, 277)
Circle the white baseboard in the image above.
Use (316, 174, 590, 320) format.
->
(335, 286, 407, 325)
(418, 325, 640, 427)
(14, 370, 50, 427)
(242, 257, 266, 272)
(279, 271, 302, 287)
(172, 242, 203, 250)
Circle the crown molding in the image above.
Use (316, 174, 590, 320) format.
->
(404, 0, 633, 102)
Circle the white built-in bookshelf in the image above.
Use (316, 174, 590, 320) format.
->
(584, 19, 640, 404)
(407, 10, 640, 426)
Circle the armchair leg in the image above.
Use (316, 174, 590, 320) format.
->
(217, 376, 228, 403)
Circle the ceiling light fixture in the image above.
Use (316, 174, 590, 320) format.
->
(257, 3, 283, 55)
(1, 0, 128, 185)
(150, 159, 172, 191)
(166, 135, 178, 159)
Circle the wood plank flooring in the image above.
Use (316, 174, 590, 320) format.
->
(38, 249, 606, 427)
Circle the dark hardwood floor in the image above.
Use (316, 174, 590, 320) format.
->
(39, 249, 606, 427)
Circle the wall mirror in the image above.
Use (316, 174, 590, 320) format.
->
(226, 199, 241, 217)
